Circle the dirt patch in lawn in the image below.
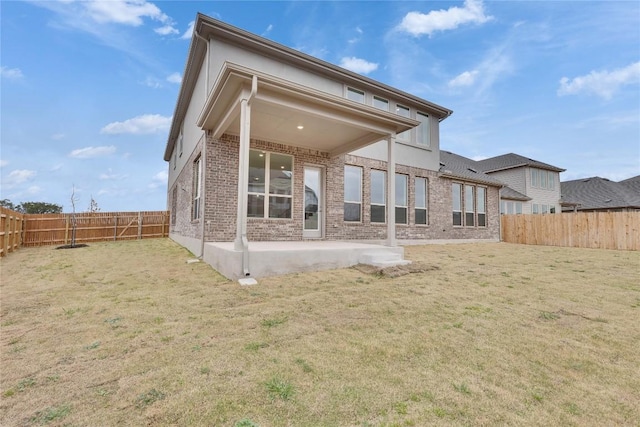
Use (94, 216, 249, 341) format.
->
(353, 262, 440, 278)
(1, 239, 639, 426)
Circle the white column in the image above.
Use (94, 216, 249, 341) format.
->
(234, 98, 251, 251)
(386, 133, 396, 247)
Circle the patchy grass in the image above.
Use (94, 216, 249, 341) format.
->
(1, 239, 639, 426)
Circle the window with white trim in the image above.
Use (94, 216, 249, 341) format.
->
(248, 150, 293, 219)
(531, 169, 538, 187)
(452, 183, 462, 226)
(477, 187, 486, 226)
(344, 165, 362, 222)
(515, 202, 523, 214)
(178, 122, 184, 157)
(192, 156, 202, 220)
(395, 174, 408, 224)
(415, 177, 428, 225)
(465, 185, 475, 226)
(396, 105, 410, 141)
(370, 170, 386, 223)
(373, 96, 389, 111)
(416, 112, 430, 147)
(347, 87, 365, 103)
(532, 204, 539, 214)
(548, 173, 555, 190)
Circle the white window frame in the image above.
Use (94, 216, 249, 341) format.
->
(465, 185, 475, 227)
(373, 96, 389, 111)
(370, 170, 386, 224)
(531, 168, 538, 188)
(396, 105, 410, 141)
(395, 173, 408, 224)
(532, 204, 539, 214)
(549, 172, 555, 190)
(452, 183, 462, 226)
(178, 122, 184, 157)
(515, 202, 523, 214)
(192, 156, 202, 221)
(415, 177, 428, 225)
(416, 112, 430, 147)
(346, 87, 365, 103)
(344, 165, 363, 222)
(247, 150, 293, 219)
(477, 186, 486, 227)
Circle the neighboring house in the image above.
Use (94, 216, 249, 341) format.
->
(475, 153, 565, 214)
(164, 14, 501, 279)
(560, 176, 640, 212)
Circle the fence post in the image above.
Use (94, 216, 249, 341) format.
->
(114, 216, 118, 241)
(137, 212, 142, 240)
(3, 211, 9, 257)
(64, 215, 69, 245)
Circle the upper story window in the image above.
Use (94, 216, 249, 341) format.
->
(531, 168, 556, 190)
(396, 105, 410, 141)
(178, 122, 184, 157)
(347, 87, 365, 103)
(416, 112, 430, 147)
(373, 96, 389, 111)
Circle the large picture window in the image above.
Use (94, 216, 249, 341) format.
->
(415, 177, 428, 225)
(344, 165, 362, 222)
(248, 150, 293, 219)
(395, 173, 408, 224)
(453, 183, 486, 227)
(192, 156, 202, 220)
(370, 170, 386, 223)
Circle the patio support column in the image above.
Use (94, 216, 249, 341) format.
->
(234, 77, 258, 277)
(386, 133, 396, 247)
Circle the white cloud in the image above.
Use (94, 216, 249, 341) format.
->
(558, 61, 640, 100)
(26, 186, 43, 195)
(448, 70, 479, 87)
(262, 24, 273, 37)
(142, 76, 162, 88)
(4, 169, 36, 188)
(153, 170, 168, 181)
(69, 146, 117, 158)
(84, 0, 172, 27)
(339, 57, 379, 74)
(0, 160, 8, 167)
(99, 168, 128, 180)
(181, 20, 195, 40)
(155, 24, 179, 36)
(1, 66, 24, 80)
(397, 0, 492, 37)
(166, 72, 182, 84)
(101, 114, 172, 135)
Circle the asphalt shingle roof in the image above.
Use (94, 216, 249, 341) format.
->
(500, 186, 530, 201)
(560, 176, 640, 210)
(476, 153, 565, 173)
(439, 151, 504, 187)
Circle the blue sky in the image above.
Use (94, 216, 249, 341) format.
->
(1, 0, 639, 212)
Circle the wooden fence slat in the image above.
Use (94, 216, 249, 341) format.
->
(501, 211, 640, 250)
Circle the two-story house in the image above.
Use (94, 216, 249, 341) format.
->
(476, 153, 565, 215)
(164, 14, 502, 279)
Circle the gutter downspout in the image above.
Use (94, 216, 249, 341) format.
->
(195, 30, 210, 259)
(236, 76, 258, 276)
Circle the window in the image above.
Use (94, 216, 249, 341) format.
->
(395, 174, 408, 224)
(550, 206, 556, 214)
(531, 168, 538, 187)
(515, 202, 523, 214)
(248, 150, 293, 219)
(178, 123, 184, 157)
(465, 185, 475, 226)
(344, 165, 362, 221)
(192, 156, 202, 220)
(477, 187, 486, 227)
(171, 186, 177, 226)
(396, 105, 410, 141)
(532, 204, 539, 214)
(172, 148, 177, 170)
(416, 112, 430, 147)
(415, 177, 428, 225)
(452, 183, 462, 226)
(540, 170, 548, 189)
(548, 172, 555, 190)
(347, 87, 365, 103)
(373, 96, 389, 111)
(542, 204, 549, 214)
(370, 170, 386, 223)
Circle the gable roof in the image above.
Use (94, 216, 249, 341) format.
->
(476, 153, 565, 173)
(619, 175, 640, 194)
(439, 151, 504, 187)
(560, 176, 640, 210)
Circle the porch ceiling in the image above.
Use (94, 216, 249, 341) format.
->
(198, 64, 420, 156)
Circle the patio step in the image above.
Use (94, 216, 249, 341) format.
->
(360, 251, 412, 268)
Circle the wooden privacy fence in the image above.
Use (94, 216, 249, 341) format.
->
(1, 207, 24, 257)
(501, 211, 640, 250)
(22, 211, 170, 248)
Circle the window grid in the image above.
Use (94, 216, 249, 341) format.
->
(248, 150, 293, 219)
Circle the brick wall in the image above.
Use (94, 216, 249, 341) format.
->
(171, 134, 500, 242)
